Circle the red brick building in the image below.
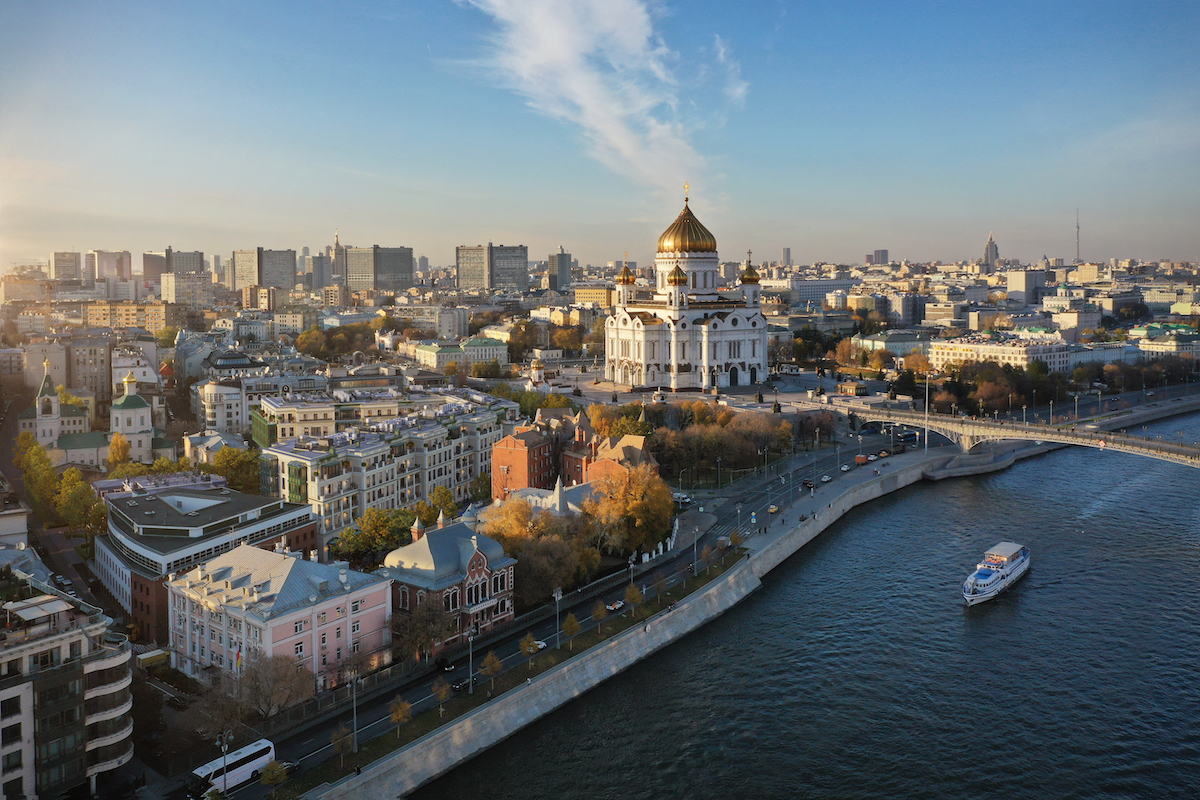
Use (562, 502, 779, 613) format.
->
(491, 429, 554, 500)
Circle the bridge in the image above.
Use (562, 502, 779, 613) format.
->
(851, 407, 1200, 469)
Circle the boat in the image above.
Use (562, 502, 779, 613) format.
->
(962, 542, 1030, 606)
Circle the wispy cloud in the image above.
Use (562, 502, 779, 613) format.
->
(460, 0, 708, 197)
(714, 34, 748, 105)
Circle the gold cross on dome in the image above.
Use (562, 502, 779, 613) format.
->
(683, 182, 689, 202)
(623, 251, 628, 265)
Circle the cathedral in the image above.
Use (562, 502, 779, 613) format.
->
(605, 197, 768, 391)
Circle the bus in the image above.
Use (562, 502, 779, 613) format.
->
(896, 429, 919, 444)
(187, 739, 276, 798)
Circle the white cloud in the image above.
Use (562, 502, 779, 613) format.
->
(714, 34, 748, 105)
(461, 0, 707, 197)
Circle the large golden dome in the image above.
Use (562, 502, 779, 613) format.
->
(657, 202, 717, 254)
(615, 264, 636, 285)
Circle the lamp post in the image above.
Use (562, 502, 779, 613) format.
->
(552, 588, 562, 650)
(1022, 404, 1027, 425)
(217, 730, 234, 793)
(716, 455, 722, 490)
(468, 630, 476, 694)
(349, 667, 359, 753)
(628, 556, 635, 585)
(692, 527, 699, 576)
(1075, 394, 1080, 419)
(737, 504, 742, 533)
(923, 371, 930, 455)
(1032, 388, 1037, 420)
(1049, 400, 1054, 424)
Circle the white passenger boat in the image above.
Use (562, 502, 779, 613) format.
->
(962, 542, 1030, 606)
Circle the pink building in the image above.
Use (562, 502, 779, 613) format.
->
(166, 543, 392, 691)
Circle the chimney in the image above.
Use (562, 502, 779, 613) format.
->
(339, 568, 347, 584)
(411, 516, 424, 542)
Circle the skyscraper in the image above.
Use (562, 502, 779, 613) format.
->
(142, 252, 167, 284)
(165, 247, 205, 274)
(456, 245, 490, 289)
(781, 247, 792, 267)
(332, 231, 347, 286)
(50, 252, 81, 281)
(456, 243, 528, 291)
(874, 249, 889, 266)
(982, 234, 1000, 270)
(232, 249, 259, 291)
(306, 254, 331, 290)
(261, 249, 297, 290)
(91, 250, 132, 281)
(548, 246, 573, 290)
(345, 246, 413, 292)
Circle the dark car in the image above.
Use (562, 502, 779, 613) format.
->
(802, 479, 816, 489)
(451, 675, 478, 692)
(165, 695, 190, 711)
(434, 657, 455, 672)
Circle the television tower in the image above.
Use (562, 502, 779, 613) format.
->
(1075, 208, 1080, 264)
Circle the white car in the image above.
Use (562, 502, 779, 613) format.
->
(820, 475, 832, 483)
(840, 465, 851, 472)
(867, 454, 878, 462)
(534, 640, 548, 651)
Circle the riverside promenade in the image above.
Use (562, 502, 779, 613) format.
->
(304, 397, 1200, 800)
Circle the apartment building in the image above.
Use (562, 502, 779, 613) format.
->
(262, 397, 505, 554)
(93, 478, 317, 644)
(80, 302, 184, 334)
(928, 335, 1071, 373)
(192, 372, 328, 435)
(0, 576, 134, 800)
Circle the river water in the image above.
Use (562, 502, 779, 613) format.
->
(413, 413, 1200, 800)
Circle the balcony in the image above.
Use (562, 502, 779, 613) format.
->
(86, 718, 134, 752)
(86, 692, 132, 725)
(319, 481, 358, 500)
(83, 637, 131, 674)
(86, 742, 134, 777)
(85, 669, 132, 701)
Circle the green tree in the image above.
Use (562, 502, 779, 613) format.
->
(55, 468, 97, 539)
(562, 613, 581, 651)
(469, 470, 491, 502)
(259, 760, 289, 799)
(388, 695, 412, 738)
(479, 650, 503, 691)
(519, 631, 540, 672)
(212, 447, 260, 494)
(331, 725, 354, 767)
(591, 601, 609, 637)
(57, 385, 87, 409)
(157, 326, 179, 349)
(108, 461, 151, 480)
(107, 432, 131, 471)
(23, 444, 59, 513)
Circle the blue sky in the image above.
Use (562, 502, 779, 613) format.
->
(2, 0, 1198, 272)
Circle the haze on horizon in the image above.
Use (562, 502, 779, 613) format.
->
(2, 0, 1198, 271)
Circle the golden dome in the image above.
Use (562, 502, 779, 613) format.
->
(666, 265, 688, 286)
(657, 202, 717, 254)
(616, 265, 636, 285)
(739, 263, 761, 284)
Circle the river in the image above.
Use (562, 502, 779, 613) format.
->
(412, 413, 1200, 799)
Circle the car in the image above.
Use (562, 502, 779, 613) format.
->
(434, 657, 455, 672)
(802, 479, 816, 489)
(534, 640, 548, 651)
(768, 504, 779, 513)
(820, 475, 832, 483)
(452, 675, 479, 692)
(605, 600, 625, 612)
(840, 465, 851, 472)
(878, 450, 890, 457)
(166, 695, 191, 711)
(53, 574, 66, 586)
(867, 454, 878, 462)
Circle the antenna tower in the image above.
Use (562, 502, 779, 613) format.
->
(1075, 208, 1081, 264)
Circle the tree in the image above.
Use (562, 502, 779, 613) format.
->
(519, 631, 540, 672)
(701, 544, 715, 575)
(468, 470, 491, 502)
(56, 468, 101, 553)
(212, 447, 261, 494)
(157, 326, 180, 349)
(240, 653, 312, 719)
(479, 650, 503, 691)
(13, 430, 36, 471)
(391, 598, 454, 664)
(331, 724, 354, 767)
(388, 695, 412, 738)
(582, 463, 673, 555)
(624, 583, 643, 619)
(57, 385, 87, 409)
(591, 601, 609, 637)
(107, 432, 131, 471)
(561, 613, 581, 650)
(22, 444, 59, 512)
(432, 677, 451, 717)
(259, 760, 289, 799)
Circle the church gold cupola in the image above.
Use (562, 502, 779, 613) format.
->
(654, 184, 721, 294)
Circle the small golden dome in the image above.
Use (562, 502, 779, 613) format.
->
(739, 263, 761, 284)
(657, 202, 717, 254)
(666, 265, 688, 286)
(616, 265, 636, 285)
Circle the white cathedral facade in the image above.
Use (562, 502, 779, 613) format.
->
(605, 200, 768, 391)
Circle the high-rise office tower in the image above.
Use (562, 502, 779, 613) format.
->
(418, 255, 429, 272)
(781, 247, 792, 267)
(456, 243, 528, 291)
(982, 234, 999, 270)
(142, 252, 167, 284)
(456, 245, 491, 289)
(874, 249, 889, 266)
(231, 249, 259, 291)
(212, 254, 224, 285)
(306, 254, 331, 289)
(91, 250, 132, 282)
(82, 252, 97, 288)
(165, 247, 205, 274)
(549, 246, 573, 290)
(50, 252, 81, 281)
(345, 246, 413, 292)
(332, 231, 347, 286)
(261, 249, 296, 290)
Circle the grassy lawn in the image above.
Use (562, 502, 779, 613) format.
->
(279, 554, 744, 796)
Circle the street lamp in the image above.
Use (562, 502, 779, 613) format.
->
(692, 527, 699, 575)
(628, 555, 635, 585)
(1049, 400, 1054, 423)
(349, 666, 360, 753)
(552, 587, 562, 650)
(1075, 394, 1080, 419)
(216, 730, 234, 793)
(468, 630, 476, 694)
(737, 504, 742, 533)
(923, 371, 930, 455)
(716, 455, 722, 490)
(1022, 404, 1027, 425)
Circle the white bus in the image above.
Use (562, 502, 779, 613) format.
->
(186, 738, 276, 798)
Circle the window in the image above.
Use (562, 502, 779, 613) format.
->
(320, 633, 326, 646)
(0, 724, 18, 746)
(1, 751, 20, 773)
(351, 600, 362, 613)
(318, 611, 327, 625)
(351, 621, 360, 635)
(294, 621, 304, 634)
(294, 642, 304, 656)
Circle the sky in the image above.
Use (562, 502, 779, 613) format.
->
(2, 0, 1199, 272)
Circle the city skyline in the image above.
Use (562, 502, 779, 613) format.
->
(2, 1, 1198, 271)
